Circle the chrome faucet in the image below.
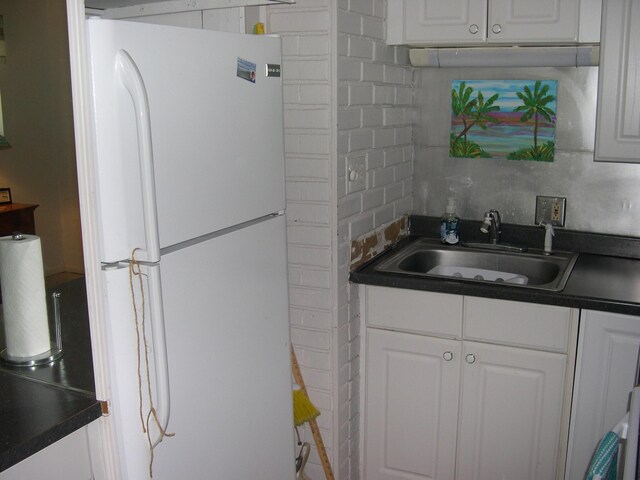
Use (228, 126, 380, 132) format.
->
(480, 210, 502, 244)
(463, 209, 527, 253)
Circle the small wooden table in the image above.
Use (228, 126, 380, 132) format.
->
(0, 203, 38, 237)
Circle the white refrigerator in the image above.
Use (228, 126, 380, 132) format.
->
(85, 19, 295, 479)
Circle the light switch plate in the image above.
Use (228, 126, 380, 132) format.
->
(535, 195, 566, 227)
(347, 156, 366, 193)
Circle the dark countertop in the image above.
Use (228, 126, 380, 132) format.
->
(351, 216, 640, 317)
(0, 372, 102, 471)
(0, 276, 102, 472)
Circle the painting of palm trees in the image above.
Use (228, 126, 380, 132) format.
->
(450, 80, 558, 161)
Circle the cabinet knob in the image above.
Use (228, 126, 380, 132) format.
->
(465, 353, 476, 364)
(469, 24, 479, 34)
(443, 351, 453, 361)
(492, 24, 502, 34)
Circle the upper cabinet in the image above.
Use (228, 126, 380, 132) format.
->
(387, 0, 601, 46)
(594, 0, 640, 162)
(402, 0, 490, 45)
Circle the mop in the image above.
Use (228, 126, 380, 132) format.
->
(291, 345, 335, 480)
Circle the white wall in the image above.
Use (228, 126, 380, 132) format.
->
(336, 1, 413, 477)
(0, 0, 83, 275)
(267, 3, 335, 478)
(268, 1, 413, 477)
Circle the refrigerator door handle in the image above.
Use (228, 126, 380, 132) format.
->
(115, 49, 161, 263)
(147, 265, 171, 446)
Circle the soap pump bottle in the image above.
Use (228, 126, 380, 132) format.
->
(440, 197, 461, 245)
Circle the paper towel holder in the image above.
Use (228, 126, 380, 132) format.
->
(1, 291, 63, 367)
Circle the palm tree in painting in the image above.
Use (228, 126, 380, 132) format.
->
(513, 80, 556, 149)
(450, 84, 501, 158)
(451, 82, 477, 144)
(458, 91, 500, 141)
(452, 87, 500, 142)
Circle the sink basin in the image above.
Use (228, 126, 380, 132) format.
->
(374, 238, 578, 291)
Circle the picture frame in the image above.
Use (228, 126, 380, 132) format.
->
(0, 187, 12, 205)
(450, 79, 558, 161)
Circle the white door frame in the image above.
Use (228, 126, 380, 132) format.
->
(65, 1, 121, 478)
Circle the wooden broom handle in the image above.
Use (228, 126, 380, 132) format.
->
(290, 345, 335, 480)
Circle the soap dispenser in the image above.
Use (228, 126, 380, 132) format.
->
(440, 197, 461, 245)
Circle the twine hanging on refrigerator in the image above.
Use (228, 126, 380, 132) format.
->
(129, 249, 174, 478)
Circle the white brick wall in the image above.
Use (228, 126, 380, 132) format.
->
(269, 1, 413, 477)
(337, 1, 413, 478)
(268, 3, 335, 479)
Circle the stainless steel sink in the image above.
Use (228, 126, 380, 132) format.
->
(374, 237, 579, 291)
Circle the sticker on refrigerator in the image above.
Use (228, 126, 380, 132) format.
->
(266, 64, 281, 77)
(237, 57, 256, 83)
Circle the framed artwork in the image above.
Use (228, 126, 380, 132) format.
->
(0, 187, 11, 205)
(450, 80, 558, 161)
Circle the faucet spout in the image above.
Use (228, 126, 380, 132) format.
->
(480, 210, 501, 244)
(465, 209, 527, 252)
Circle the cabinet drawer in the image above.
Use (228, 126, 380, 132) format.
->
(366, 285, 463, 338)
(463, 297, 572, 352)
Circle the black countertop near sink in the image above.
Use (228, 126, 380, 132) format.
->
(351, 216, 640, 317)
(0, 276, 102, 472)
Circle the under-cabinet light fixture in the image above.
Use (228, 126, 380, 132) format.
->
(409, 45, 599, 68)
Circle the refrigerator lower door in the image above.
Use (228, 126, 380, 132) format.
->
(100, 261, 160, 479)
(102, 215, 295, 479)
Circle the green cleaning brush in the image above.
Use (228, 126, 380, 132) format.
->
(292, 383, 320, 426)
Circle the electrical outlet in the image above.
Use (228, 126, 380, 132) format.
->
(551, 202, 562, 222)
(535, 195, 566, 227)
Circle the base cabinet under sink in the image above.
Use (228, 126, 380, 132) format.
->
(456, 341, 566, 480)
(363, 286, 577, 480)
(367, 329, 461, 479)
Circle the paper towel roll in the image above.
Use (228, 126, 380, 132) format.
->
(0, 235, 51, 358)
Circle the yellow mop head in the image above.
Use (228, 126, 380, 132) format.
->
(293, 383, 320, 426)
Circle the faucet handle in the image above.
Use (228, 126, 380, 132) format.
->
(489, 209, 501, 230)
(481, 210, 501, 234)
(480, 212, 493, 233)
(480, 210, 502, 244)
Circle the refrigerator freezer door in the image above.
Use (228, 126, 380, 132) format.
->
(102, 215, 295, 479)
(87, 19, 285, 263)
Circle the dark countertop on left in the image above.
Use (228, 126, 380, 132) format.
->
(0, 276, 102, 472)
(0, 373, 102, 471)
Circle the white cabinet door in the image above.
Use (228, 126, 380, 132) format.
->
(456, 341, 567, 480)
(488, 0, 579, 43)
(595, 0, 640, 162)
(403, 0, 488, 45)
(0, 428, 92, 480)
(365, 329, 461, 480)
(565, 310, 640, 480)
(398, 0, 580, 46)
